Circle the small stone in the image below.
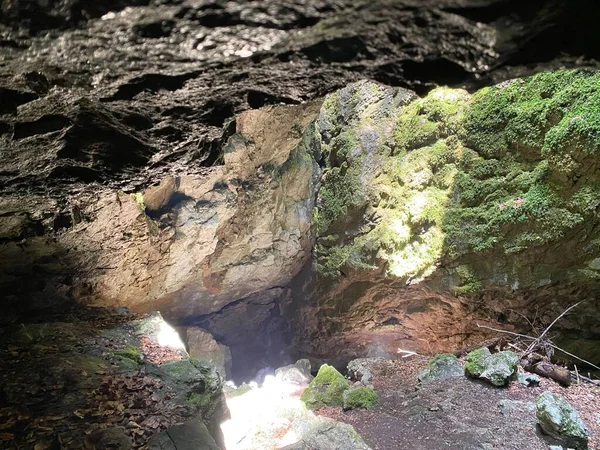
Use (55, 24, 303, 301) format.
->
(418, 353, 463, 383)
(536, 391, 588, 450)
(497, 399, 524, 415)
(517, 372, 541, 387)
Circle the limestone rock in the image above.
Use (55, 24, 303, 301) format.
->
(465, 348, 518, 387)
(300, 364, 349, 409)
(536, 391, 588, 450)
(418, 353, 464, 383)
(275, 359, 313, 385)
(183, 327, 232, 379)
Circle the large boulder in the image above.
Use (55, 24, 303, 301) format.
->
(289, 71, 600, 363)
(464, 348, 518, 387)
(281, 415, 371, 450)
(536, 391, 589, 450)
(149, 418, 220, 450)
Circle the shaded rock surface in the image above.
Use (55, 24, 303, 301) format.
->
(0, 307, 228, 448)
(182, 326, 232, 379)
(536, 391, 589, 450)
(149, 418, 220, 450)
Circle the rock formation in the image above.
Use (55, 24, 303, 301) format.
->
(2, 0, 600, 379)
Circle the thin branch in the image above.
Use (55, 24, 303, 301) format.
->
(524, 302, 582, 356)
(547, 342, 600, 372)
(476, 324, 537, 341)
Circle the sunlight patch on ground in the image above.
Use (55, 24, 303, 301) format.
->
(221, 373, 310, 450)
(156, 320, 186, 350)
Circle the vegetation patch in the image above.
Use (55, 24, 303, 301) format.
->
(343, 386, 379, 410)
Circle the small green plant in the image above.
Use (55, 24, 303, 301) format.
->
(113, 345, 142, 364)
(187, 393, 211, 410)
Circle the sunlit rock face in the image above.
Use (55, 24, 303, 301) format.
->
(0, 100, 321, 321)
(289, 72, 600, 361)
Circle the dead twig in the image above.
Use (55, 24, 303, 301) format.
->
(523, 302, 582, 358)
(546, 342, 600, 372)
(476, 324, 536, 341)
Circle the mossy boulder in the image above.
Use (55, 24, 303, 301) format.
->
(342, 386, 379, 410)
(536, 391, 589, 450)
(296, 70, 600, 361)
(465, 348, 518, 387)
(300, 364, 349, 409)
(418, 353, 464, 383)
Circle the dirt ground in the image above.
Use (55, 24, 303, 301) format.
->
(319, 358, 600, 450)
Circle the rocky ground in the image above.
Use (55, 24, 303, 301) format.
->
(0, 306, 227, 449)
(319, 358, 600, 450)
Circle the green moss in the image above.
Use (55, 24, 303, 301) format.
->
(131, 192, 145, 212)
(343, 387, 379, 410)
(113, 345, 142, 364)
(464, 347, 490, 377)
(187, 393, 212, 410)
(452, 265, 482, 294)
(316, 162, 363, 234)
(300, 364, 349, 409)
(315, 70, 600, 287)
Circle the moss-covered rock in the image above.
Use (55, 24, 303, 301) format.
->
(536, 391, 589, 450)
(342, 386, 379, 410)
(300, 364, 349, 409)
(418, 353, 464, 383)
(314, 71, 600, 290)
(465, 348, 518, 387)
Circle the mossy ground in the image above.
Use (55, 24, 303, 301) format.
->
(314, 70, 600, 290)
(343, 386, 379, 410)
